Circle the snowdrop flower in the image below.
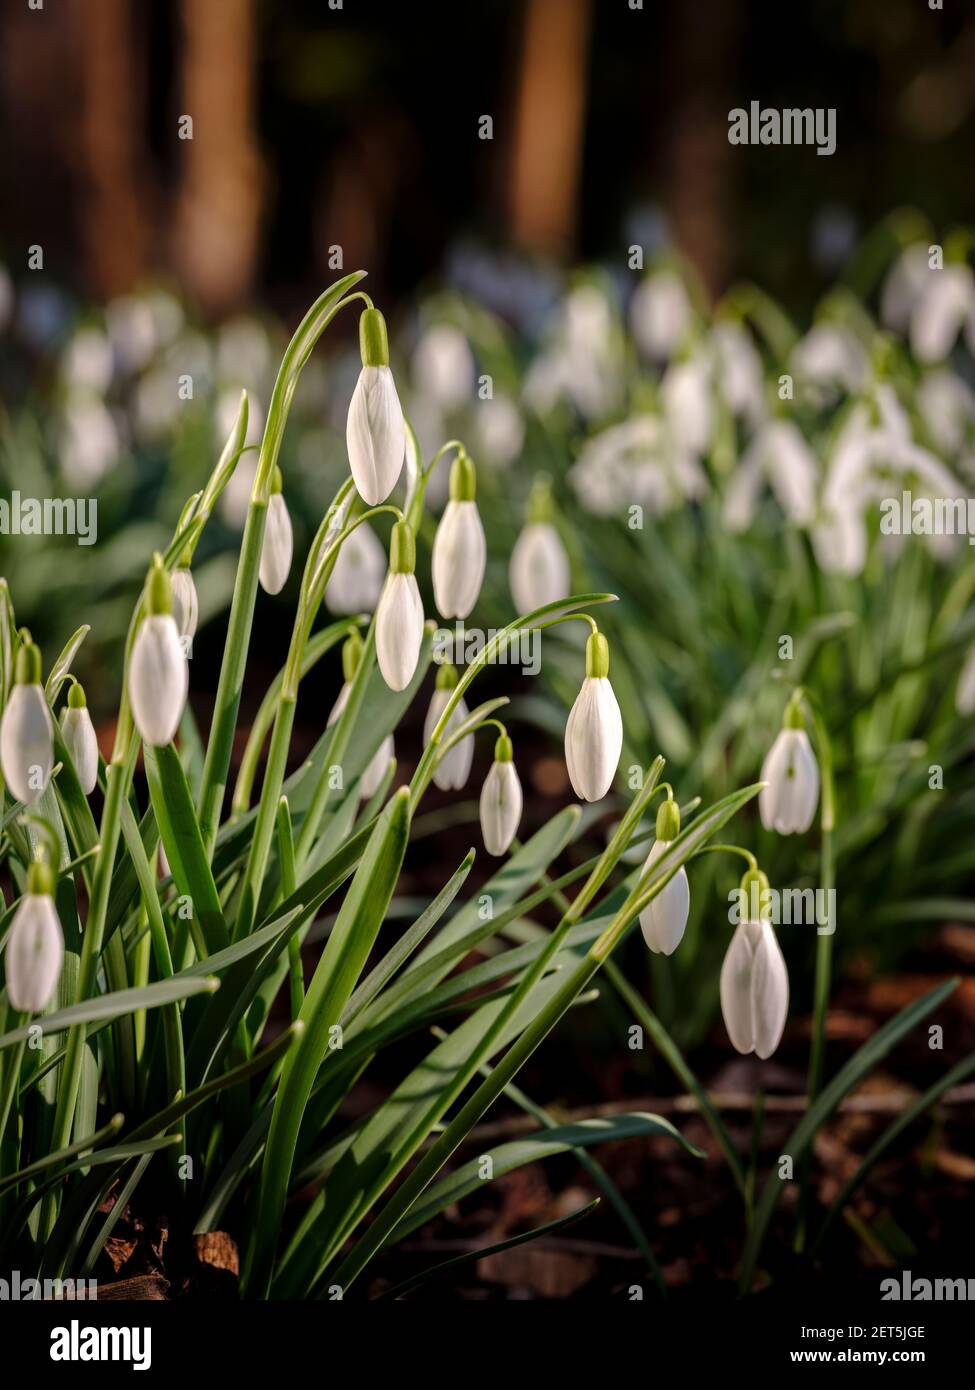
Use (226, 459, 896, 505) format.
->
(327, 632, 394, 798)
(479, 732, 523, 856)
(476, 393, 524, 466)
(346, 308, 406, 504)
(0, 635, 54, 804)
(60, 682, 98, 796)
(661, 352, 713, 458)
(412, 323, 475, 412)
(720, 869, 788, 1059)
(713, 320, 765, 423)
(880, 243, 931, 333)
(129, 558, 188, 747)
(724, 419, 818, 532)
(171, 565, 199, 640)
(564, 631, 623, 802)
(918, 368, 975, 454)
(62, 326, 114, 395)
(759, 697, 819, 835)
(630, 268, 692, 361)
(61, 394, 119, 489)
(432, 451, 486, 619)
(956, 646, 975, 716)
(639, 797, 690, 956)
(910, 262, 975, 363)
(259, 467, 293, 596)
(424, 663, 474, 791)
(361, 734, 394, 799)
(509, 477, 570, 614)
(6, 858, 63, 1014)
(791, 322, 867, 398)
(324, 520, 386, 614)
(570, 415, 706, 518)
(375, 520, 424, 691)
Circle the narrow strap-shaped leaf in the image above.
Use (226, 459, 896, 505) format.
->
(0, 976, 218, 1050)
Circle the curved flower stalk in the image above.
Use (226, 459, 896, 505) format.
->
(639, 795, 690, 956)
(479, 731, 523, 856)
(720, 867, 789, 1059)
(5, 857, 63, 1014)
(0, 633, 54, 804)
(347, 307, 406, 504)
(60, 681, 99, 796)
(565, 630, 623, 802)
(424, 663, 474, 791)
(759, 693, 820, 835)
(324, 519, 386, 614)
(376, 520, 424, 691)
(259, 468, 294, 595)
(509, 475, 570, 614)
(128, 557, 188, 748)
(431, 450, 486, 619)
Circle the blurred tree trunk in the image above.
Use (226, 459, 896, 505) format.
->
(660, 0, 742, 300)
(172, 0, 263, 315)
(508, 0, 592, 261)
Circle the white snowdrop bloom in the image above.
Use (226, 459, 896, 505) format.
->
(918, 368, 975, 454)
(957, 647, 975, 716)
(639, 799, 689, 956)
(734, 419, 818, 529)
(412, 323, 475, 412)
(570, 415, 707, 518)
(325, 520, 386, 614)
(911, 263, 975, 363)
(510, 521, 570, 614)
(6, 862, 64, 1015)
(375, 521, 424, 691)
(713, 321, 765, 423)
(0, 638, 54, 805)
(630, 269, 692, 361)
(759, 705, 820, 835)
(479, 734, 523, 856)
(477, 393, 524, 466)
(527, 285, 621, 420)
(128, 560, 188, 747)
(62, 326, 114, 394)
(61, 394, 120, 489)
(564, 632, 623, 802)
(346, 308, 405, 505)
(171, 566, 199, 640)
(60, 683, 99, 796)
(431, 452, 486, 619)
(720, 892, 789, 1060)
(812, 506, 868, 578)
(791, 323, 867, 397)
(661, 353, 713, 457)
(259, 473, 293, 595)
(361, 734, 394, 799)
(105, 294, 157, 373)
(880, 243, 931, 333)
(424, 665, 473, 791)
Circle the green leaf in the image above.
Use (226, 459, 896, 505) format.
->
(0, 976, 218, 1050)
(44, 624, 91, 701)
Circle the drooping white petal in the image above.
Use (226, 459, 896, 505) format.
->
(564, 676, 623, 802)
(61, 705, 99, 796)
(638, 840, 690, 955)
(0, 684, 54, 804)
(759, 728, 819, 834)
(431, 500, 486, 619)
(346, 365, 406, 504)
(911, 265, 975, 363)
(128, 614, 188, 747)
(375, 572, 424, 691)
(479, 759, 523, 856)
(324, 522, 386, 614)
(171, 569, 199, 639)
(509, 522, 570, 614)
(630, 270, 691, 361)
(661, 355, 713, 457)
(361, 734, 394, 799)
(259, 492, 293, 595)
(720, 920, 761, 1055)
(424, 688, 473, 791)
(6, 893, 64, 1013)
(751, 920, 789, 1059)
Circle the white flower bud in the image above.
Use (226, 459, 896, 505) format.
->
(431, 453, 485, 620)
(171, 567, 199, 639)
(346, 309, 405, 505)
(424, 671, 473, 791)
(7, 866, 64, 1014)
(759, 722, 819, 835)
(479, 737, 522, 856)
(564, 632, 623, 802)
(375, 523, 424, 692)
(60, 685, 98, 796)
(259, 486, 293, 596)
(720, 907, 788, 1060)
(0, 639, 54, 804)
(129, 562, 188, 747)
(509, 521, 570, 614)
(324, 521, 386, 614)
(638, 800, 688, 955)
